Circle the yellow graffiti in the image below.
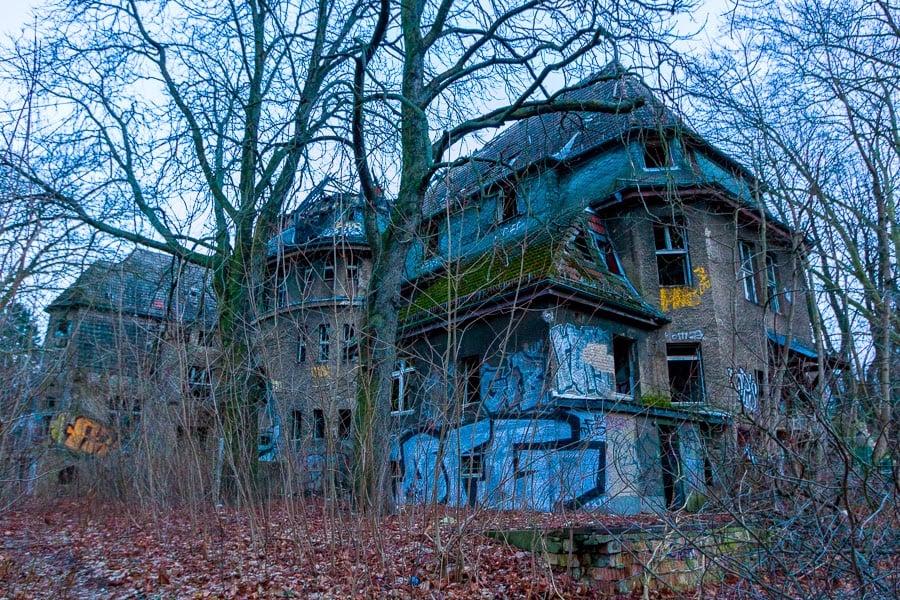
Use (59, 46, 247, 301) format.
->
(49, 413, 117, 457)
(311, 365, 331, 378)
(659, 267, 711, 312)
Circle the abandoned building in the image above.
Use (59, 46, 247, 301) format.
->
(262, 64, 819, 513)
(32, 249, 217, 483)
(30, 65, 819, 512)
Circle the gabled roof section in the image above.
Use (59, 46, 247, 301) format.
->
(268, 189, 370, 257)
(47, 249, 215, 326)
(426, 62, 684, 215)
(401, 212, 665, 329)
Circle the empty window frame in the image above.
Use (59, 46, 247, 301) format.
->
(739, 241, 759, 304)
(460, 355, 482, 406)
(54, 319, 72, 347)
(460, 452, 484, 479)
(766, 253, 780, 312)
(338, 409, 352, 438)
(667, 343, 705, 404)
(643, 138, 674, 170)
(317, 324, 331, 362)
(322, 263, 335, 284)
(613, 336, 636, 396)
(490, 182, 520, 223)
(391, 359, 415, 414)
(297, 330, 307, 363)
(298, 268, 314, 298)
(345, 258, 359, 290)
(276, 280, 288, 308)
(313, 409, 326, 440)
(342, 323, 358, 363)
(654, 216, 691, 286)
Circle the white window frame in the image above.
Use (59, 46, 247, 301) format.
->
(654, 217, 691, 286)
(766, 254, 780, 312)
(391, 359, 415, 415)
(739, 241, 759, 304)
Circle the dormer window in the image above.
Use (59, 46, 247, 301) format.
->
(643, 138, 675, 170)
(490, 182, 520, 223)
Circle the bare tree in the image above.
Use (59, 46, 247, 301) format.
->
(351, 0, 691, 514)
(0, 0, 373, 501)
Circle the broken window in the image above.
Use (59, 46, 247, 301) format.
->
(322, 263, 335, 284)
(654, 216, 691, 286)
(391, 359, 415, 414)
(460, 452, 484, 479)
(766, 253, 780, 312)
(576, 215, 623, 276)
(297, 330, 307, 363)
(739, 241, 759, 304)
(317, 324, 330, 362)
(613, 336, 636, 396)
(643, 138, 674, 170)
(342, 323, 358, 363)
(460, 355, 482, 406)
(338, 409, 352, 438)
(188, 366, 211, 399)
(667, 343, 705, 404)
(276, 280, 288, 308)
(54, 319, 71, 348)
(490, 182, 520, 223)
(313, 409, 326, 440)
(346, 258, 359, 290)
(291, 410, 302, 448)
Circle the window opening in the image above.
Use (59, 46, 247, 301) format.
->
(297, 330, 307, 363)
(54, 319, 71, 347)
(391, 359, 415, 414)
(613, 336, 636, 395)
(766, 253, 780, 312)
(322, 263, 335, 284)
(313, 409, 326, 440)
(346, 258, 359, 290)
(667, 343, 705, 404)
(461, 452, 484, 478)
(739, 241, 759, 303)
(338, 409, 352, 438)
(643, 138, 674, 170)
(492, 182, 519, 223)
(342, 323, 358, 363)
(654, 216, 691, 286)
(460, 355, 482, 406)
(276, 280, 288, 308)
(318, 324, 330, 362)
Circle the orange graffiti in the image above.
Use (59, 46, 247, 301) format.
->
(49, 413, 117, 456)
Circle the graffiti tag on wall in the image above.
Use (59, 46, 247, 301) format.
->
(49, 413, 117, 456)
(550, 324, 614, 397)
(659, 267, 710, 312)
(396, 409, 606, 511)
(728, 367, 759, 412)
(481, 341, 547, 413)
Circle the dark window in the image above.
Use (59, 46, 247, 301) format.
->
(54, 319, 71, 348)
(323, 264, 335, 283)
(667, 343, 705, 404)
(654, 216, 691, 286)
(338, 409, 352, 438)
(766, 253, 780, 312)
(461, 355, 481, 406)
(644, 139, 674, 170)
(189, 366, 211, 399)
(492, 183, 519, 223)
(291, 410, 302, 447)
(298, 268, 314, 297)
(313, 409, 325, 440)
(461, 452, 484, 479)
(613, 337, 636, 395)
(342, 324, 358, 363)
(318, 324, 330, 362)
(391, 359, 415, 414)
(739, 241, 759, 303)
(276, 281, 288, 308)
(297, 331, 307, 363)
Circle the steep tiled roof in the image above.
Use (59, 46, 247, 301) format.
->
(47, 249, 216, 326)
(426, 62, 682, 215)
(268, 191, 369, 257)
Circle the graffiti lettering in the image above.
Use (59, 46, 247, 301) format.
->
(550, 324, 614, 397)
(728, 367, 759, 412)
(665, 329, 704, 342)
(659, 267, 710, 312)
(50, 413, 117, 456)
